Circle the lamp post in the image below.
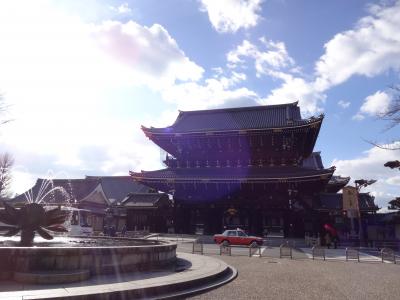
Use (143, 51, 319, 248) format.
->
(104, 207, 115, 236)
(287, 188, 297, 238)
(354, 179, 376, 246)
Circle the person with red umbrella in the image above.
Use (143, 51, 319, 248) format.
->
(324, 224, 339, 249)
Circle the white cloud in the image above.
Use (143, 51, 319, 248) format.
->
(111, 3, 132, 14)
(360, 90, 391, 116)
(259, 1, 400, 116)
(90, 20, 204, 88)
(338, 100, 351, 109)
(352, 90, 392, 121)
(0, 1, 201, 193)
(227, 39, 295, 77)
(314, 1, 400, 91)
(161, 70, 259, 111)
(226, 39, 325, 115)
(261, 74, 325, 115)
(332, 142, 400, 210)
(200, 0, 263, 33)
(0, 1, 266, 195)
(386, 175, 400, 185)
(352, 113, 365, 121)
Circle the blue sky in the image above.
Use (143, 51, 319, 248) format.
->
(0, 0, 399, 210)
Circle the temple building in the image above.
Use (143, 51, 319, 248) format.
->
(9, 176, 171, 233)
(132, 102, 374, 237)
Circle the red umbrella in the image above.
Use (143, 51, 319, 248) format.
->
(324, 224, 337, 236)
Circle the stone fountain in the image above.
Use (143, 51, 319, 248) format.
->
(0, 180, 176, 284)
(0, 179, 235, 299)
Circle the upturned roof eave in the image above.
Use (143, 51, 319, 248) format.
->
(129, 167, 335, 182)
(141, 115, 324, 136)
(178, 101, 299, 115)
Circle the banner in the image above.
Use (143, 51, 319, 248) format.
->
(342, 186, 359, 216)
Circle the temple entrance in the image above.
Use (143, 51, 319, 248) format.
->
(263, 213, 284, 237)
(222, 207, 248, 232)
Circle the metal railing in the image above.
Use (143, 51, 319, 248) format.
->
(280, 243, 293, 259)
(345, 248, 360, 262)
(312, 246, 326, 261)
(381, 248, 396, 264)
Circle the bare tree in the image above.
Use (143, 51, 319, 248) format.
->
(0, 94, 10, 126)
(368, 85, 400, 150)
(0, 153, 14, 200)
(380, 85, 400, 130)
(0, 94, 14, 199)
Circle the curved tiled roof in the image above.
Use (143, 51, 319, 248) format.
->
(319, 192, 378, 211)
(85, 176, 150, 203)
(130, 166, 335, 182)
(302, 152, 324, 169)
(9, 176, 151, 205)
(10, 178, 100, 204)
(143, 102, 322, 134)
(121, 193, 170, 207)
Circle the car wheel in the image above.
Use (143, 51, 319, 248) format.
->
(222, 240, 230, 247)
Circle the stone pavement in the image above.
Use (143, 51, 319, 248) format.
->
(189, 253, 400, 300)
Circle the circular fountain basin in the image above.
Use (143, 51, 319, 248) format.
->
(0, 236, 177, 284)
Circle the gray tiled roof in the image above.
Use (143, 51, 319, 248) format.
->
(319, 193, 378, 211)
(143, 102, 319, 133)
(10, 178, 100, 204)
(10, 176, 151, 205)
(121, 193, 170, 207)
(302, 152, 324, 169)
(86, 176, 151, 204)
(302, 152, 349, 192)
(131, 166, 334, 181)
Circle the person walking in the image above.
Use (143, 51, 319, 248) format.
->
(324, 232, 332, 249)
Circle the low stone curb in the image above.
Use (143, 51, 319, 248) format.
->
(0, 253, 237, 300)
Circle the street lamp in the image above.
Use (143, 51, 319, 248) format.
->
(354, 179, 376, 246)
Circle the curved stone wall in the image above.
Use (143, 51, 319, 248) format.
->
(0, 237, 177, 283)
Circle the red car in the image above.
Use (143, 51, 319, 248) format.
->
(213, 229, 263, 247)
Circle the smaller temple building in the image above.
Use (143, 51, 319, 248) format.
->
(8, 176, 172, 233)
(119, 193, 173, 233)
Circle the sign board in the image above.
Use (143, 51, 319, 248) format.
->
(342, 186, 359, 216)
(346, 209, 358, 218)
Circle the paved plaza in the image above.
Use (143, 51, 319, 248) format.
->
(176, 242, 400, 300)
(0, 239, 398, 299)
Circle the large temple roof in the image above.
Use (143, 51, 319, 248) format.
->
(302, 152, 324, 169)
(302, 152, 350, 192)
(143, 102, 323, 134)
(130, 166, 335, 182)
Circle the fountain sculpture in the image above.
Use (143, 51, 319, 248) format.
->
(0, 202, 69, 246)
(0, 179, 177, 284)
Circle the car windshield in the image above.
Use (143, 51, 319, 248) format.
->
(237, 231, 247, 237)
(222, 230, 248, 237)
